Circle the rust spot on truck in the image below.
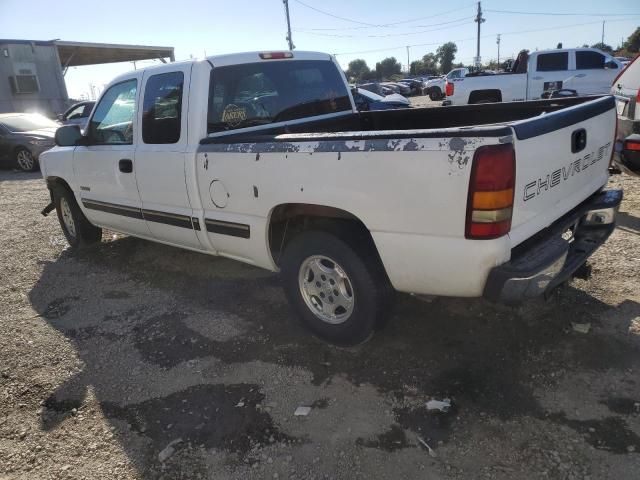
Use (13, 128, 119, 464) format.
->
(448, 137, 467, 151)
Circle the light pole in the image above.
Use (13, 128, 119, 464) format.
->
(284, 0, 295, 50)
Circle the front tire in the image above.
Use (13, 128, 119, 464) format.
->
(53, 186, 102, 248)
(14, 147, 37, 172)
(281, 230, 394, 346)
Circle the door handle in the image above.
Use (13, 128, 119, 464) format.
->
(119, 158, 133, 173)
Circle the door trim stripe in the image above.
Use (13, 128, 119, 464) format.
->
(82, 199, 144, 219)
(205, 218, 251, 239)
(141, 209, 193, 229)
(81, 199, 249, 239)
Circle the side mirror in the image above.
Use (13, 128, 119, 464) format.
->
(605, 61, 618, 69)
(55, 125, 83, 147)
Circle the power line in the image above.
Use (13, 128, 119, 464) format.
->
(295, 15, 473, 32)
(295, 18, 474, 38)
(333, 16, 637, 56)
(293, 0, 476, 29)
(292, 0, 379, 26)
(486, 9, 640, 17)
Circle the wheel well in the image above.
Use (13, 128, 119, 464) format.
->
(268, 203, 379, 267)
(468, 89, 502, 104)
(45, 176, 73, 197)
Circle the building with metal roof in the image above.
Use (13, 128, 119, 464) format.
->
(0, 39, 174, 116)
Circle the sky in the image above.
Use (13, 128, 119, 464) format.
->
(1, 0, 638, 99)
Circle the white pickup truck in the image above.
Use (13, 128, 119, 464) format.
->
(446, 48, 623, 105)
(40, 50, 622, 345)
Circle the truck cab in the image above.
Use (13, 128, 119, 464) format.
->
(446, 48, 622, 105)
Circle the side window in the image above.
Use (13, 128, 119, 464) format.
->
(142, 72, 184, 144)
(88, 79, 137, 145)
(66, 105, 85, 120)
(536, 53, 568, 72)
(576, 51, 605, 70)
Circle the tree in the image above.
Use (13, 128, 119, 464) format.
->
(409, 53, 439, 75)
(409, 60, 425, 75)
(375, 57, 402, 79)
(435, 42, 458, 74)
(590, 42, 614, 54)
(345, 59, 371, 83)
(421, 53, 438, 73)
(623, 27, 640, 53)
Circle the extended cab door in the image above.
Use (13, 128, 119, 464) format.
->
(527, 51, 570, 100)
(73, 76, 150, 237)
(574, 50, 621, 95)
(134, 64, 202, 249)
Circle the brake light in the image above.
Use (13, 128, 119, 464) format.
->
(259, 52, 294, 60)
(465, 144, 516, 240)
(446, 81, 454, 96)
(625, 138, 640, 151)
(636, 87, 640, 104)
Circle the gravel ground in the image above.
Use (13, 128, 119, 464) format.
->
(1, 169, 640, 480)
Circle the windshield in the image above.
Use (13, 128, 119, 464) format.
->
(357, 88, 383, 101)
(0, 114, 58, 132)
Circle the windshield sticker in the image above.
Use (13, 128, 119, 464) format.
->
(222, 104, 247, 127)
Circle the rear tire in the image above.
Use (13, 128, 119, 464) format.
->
(281, 229, 394, 346)
(53, 186, 102, 248)
(429, 88, 442, 101)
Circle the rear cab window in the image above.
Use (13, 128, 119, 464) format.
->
(536, 52, 568, 72)
(207, 60, 351, 134)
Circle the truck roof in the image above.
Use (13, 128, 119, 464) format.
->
(105, 50, 335, 86)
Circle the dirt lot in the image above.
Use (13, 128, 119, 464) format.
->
(410, 95, 442, 108)
(1, 170, 640, 480)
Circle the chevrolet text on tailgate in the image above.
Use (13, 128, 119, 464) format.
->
(40, 51, 622, 345)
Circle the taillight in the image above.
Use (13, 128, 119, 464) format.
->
(636, 87, 640, 104)
(624, 138, 640, 151)
(446, 81, 454, 96)
(259, 52, 294, 60)
(465, 144, 516, 240)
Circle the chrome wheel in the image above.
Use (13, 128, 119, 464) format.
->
(298, 255, 355, 324)
(60, 197, 76, 238)
(16, 149, 34, 171)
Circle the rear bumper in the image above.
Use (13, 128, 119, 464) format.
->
(484, 188, 623, 304)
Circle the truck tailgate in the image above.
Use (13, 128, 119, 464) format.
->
(508, 96, 616, 247)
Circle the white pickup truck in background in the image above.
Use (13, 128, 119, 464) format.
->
(446, 48, 623, 105)
(40, 50, 622, 345)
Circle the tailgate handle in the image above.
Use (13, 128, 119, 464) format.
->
(571, 129, 587, 153)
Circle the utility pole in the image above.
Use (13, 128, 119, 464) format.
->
(601, 20, 605, 45)
(283, 0, 295, 50)
(406, 46, 410, 75)
(474, 1, 485, 67)
(496, 34, 501, 65)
